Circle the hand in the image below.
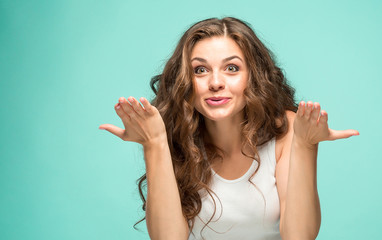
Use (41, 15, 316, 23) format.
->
(99, 96, 167, 147)
(293, 101, 359, 147)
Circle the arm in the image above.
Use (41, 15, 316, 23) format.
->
(144, 138, 190, 240)
(279, 136, 321, 239)
(99, 96, 189, 240)
(277, 101, 359, 240)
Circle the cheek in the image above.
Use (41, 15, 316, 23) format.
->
(230, 74, 248, 87)
(193, 81, 208, 98)
(238, 78, 249, 97)
(230, 82, 247, 96)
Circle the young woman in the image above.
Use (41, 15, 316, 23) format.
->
(99, 17, 359, 240)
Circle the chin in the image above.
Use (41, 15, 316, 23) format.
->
(200, 111, 232, 121)
(198, 107, 245, 122)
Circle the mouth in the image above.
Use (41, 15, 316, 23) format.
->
(205, 97, 231, 106)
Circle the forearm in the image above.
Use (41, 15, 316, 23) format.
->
(281, 136, 321, 240)
(144, 139, 189, 240)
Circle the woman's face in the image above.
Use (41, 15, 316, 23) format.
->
(191, 36, 249, 122)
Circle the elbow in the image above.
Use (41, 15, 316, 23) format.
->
(280, 212, 321, 240)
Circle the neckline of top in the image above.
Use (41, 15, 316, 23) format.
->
(210, 137, 275, 183)
(211, 159, 257, 183)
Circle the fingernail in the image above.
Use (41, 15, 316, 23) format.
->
(99, 127, 104, 130)
(116, 105, 120, 109)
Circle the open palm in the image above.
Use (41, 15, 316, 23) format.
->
(293, 101, 359, 146)
(99, 96, 167, 147)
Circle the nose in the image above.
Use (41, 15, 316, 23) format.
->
(208, 71, 225, 91)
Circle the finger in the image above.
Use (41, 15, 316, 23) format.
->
(119, 97, 139, 120)
(140, 97, 154, 115)
(305, 101, 314, 119)
(297, 101, 305, 117)
(128, 97, 145, 117)
(114, 102, 132, 129)
(318, 110, 328, 125)
(328, 129, 360, 141)
(98, 123, 125, 139)
(311, 102, 321, 123)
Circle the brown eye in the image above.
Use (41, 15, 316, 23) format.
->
(226, 65, 239, 72)
(194, 66, 207, 74)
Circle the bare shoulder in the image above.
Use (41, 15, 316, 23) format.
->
(275, 110, 296, 164)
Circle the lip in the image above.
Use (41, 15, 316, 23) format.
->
(205, 97, 231, 106)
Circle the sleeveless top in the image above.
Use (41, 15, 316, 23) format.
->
(188, 137, 281, 240)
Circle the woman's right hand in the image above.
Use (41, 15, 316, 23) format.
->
(99, 96, 167, 147)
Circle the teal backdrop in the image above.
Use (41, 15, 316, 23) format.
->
(1, 0, 381, 239)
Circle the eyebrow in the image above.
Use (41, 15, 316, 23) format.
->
(191, 55, 243, 63)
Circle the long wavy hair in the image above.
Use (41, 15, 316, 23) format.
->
(133, 17, 298, 237)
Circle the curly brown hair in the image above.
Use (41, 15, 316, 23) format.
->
(133, 16, 298, 236)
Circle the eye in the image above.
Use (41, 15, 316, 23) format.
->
(226, 64, 239, 72)
(194, 66, 208, 74)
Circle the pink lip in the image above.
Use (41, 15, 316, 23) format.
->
(205, 97, 231, 106)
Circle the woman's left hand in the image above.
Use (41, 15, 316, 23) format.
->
(293, 101, 359, 147)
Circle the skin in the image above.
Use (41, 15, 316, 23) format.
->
(191, 37, 250, 164)
(99, 36, 360, 239)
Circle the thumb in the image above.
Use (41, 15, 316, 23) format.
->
(99, 124, 125, 139)
(328, 129, 360, 141)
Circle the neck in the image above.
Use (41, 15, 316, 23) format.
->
(203, 111, 245, 158)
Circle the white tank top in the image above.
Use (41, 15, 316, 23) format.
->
(188, 137, 281, 240)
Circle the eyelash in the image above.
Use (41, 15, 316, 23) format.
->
(194, 64, 239, 74)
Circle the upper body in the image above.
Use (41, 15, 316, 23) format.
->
(187, 108, 295, 239)
(99, 17, 359, 240)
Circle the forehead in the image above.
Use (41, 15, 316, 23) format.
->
(190, 36, 244, 59)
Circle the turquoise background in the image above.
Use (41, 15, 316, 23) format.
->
(1, 0, 380, 239)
